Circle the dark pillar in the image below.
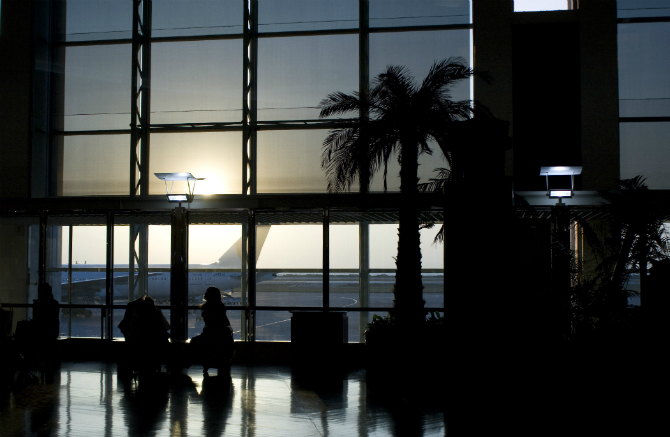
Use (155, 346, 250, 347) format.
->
(580, 0, 619, 191)
(246, 210, 257, 342)
(323, 208, 329, 309)
(550, 201, 572, 342)
(359, 223, 369, 342)
(105, 212, 114, 340)
(170, 207, 188, 342)
(38, 211, 47, 285)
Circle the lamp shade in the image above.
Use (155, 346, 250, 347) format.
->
(154, 173, 205, 204)
(539, 166, 582, 176)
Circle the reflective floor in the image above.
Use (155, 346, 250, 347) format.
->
(0, 362, 447, 436)
(1, 353, 658, 437)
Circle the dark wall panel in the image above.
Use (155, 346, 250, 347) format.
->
(512, 22, 581, 191)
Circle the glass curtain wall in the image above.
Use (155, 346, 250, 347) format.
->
(53, 0, 471, 196)
(46, 1, 469, 341)
(36, 214, 172, 340)
(617, 2, 670, 188)
(111, 214, 171, 339)
(187, 217, 245, 341)
(329, 224, 360, 340)
(361, 223, 444, 339)
(46, 217, 107, 338)
(255, 212, 324, 341)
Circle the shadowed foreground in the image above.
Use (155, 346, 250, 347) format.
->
(0, 353, 657, 436)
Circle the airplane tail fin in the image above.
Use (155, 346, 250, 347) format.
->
(215, 225, 271, 268)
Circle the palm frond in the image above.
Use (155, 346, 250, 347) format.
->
(321, 127, 363, 192)
(417, 168, 451, 193)
(319, 91, 362, 118)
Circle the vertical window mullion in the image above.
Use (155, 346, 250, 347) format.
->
(68, 225, 73, 338)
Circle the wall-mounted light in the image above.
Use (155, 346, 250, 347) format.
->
(540, 166, 582, 199)
(154, 172, 205, 206)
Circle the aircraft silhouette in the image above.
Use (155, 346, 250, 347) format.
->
(60, 226, 273, 305)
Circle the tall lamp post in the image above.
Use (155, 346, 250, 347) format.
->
(540, 166, 582, 341)
(155, 173, 204, 343)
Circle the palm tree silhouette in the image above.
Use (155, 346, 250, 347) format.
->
(579, 176, 670, 312)
(319, 57, 483, 327)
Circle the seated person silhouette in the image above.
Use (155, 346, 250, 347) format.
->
(190, 287, 234, 376)
(23, 282, 60, 361)
(118, 295, 170, 376)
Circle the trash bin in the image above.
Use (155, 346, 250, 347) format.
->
(290, 311, 347, 372)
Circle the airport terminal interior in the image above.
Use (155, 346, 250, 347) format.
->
(1, 0, 669, 435)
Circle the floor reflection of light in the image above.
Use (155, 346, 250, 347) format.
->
(193, 376, 204, 395)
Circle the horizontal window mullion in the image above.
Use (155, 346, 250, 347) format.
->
(620, 117, 670, 122)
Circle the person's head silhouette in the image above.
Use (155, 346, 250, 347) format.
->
(37, 282, 53, 301)
(204, 287, 222, 303)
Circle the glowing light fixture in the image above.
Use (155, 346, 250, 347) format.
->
(540, 166, 582, 199)
(154, 172, 205, 205)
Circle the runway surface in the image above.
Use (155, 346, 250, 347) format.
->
(59, 274, 444, 343)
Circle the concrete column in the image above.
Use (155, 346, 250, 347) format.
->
(170, 207, 188, 342)
(579, 0, 619, 190)
(472, 0, 514, 176)
(0, 0, 34, 198)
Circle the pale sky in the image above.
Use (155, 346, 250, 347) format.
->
(513, 0, 570, 12)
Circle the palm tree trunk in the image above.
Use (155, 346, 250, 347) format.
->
(393, 141, 424, 328)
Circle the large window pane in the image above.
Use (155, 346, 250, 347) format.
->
(50, 224, 107, 338)
(259, 0, 358, 32)
(111, 217, 171, 339)
(152, 0, 242, 38)
(329, 225, 359, 308)
(258, 131, 447, 194)
(146, 225, 171, 303)
(257, 130, 328, 193)
(618, 22, 670, 118)
(59, 135, 130, 196)
(111, 222, 171, 307)
(188, 224, 244, 340)
(347, 311, 363, 343)
(370, 0, 471, 27)
(369, 30, 469, 193)
(369, 223, 444, 309)
(369, 141, 450, 192)
(620, 122, 670, 189)
(369, 224, 397, 308)
(421, 225, 444, 309)
(258, 34, 358, 121)
(149, 132, 243, 195)
(151, 40, 243, 124)
(370, 30, 471, 101)
(256, 310, 292, 341)
(329, 224, 362, 342)
(59, 45, 131, 131)
(61, 0, 133, 42)
(256, 224, 323, 309)
(111, 224, 131, 340)
(189, 225, 243, 268)
(45, 225, 66, 309)
(617, 0, 670, 18)
(257, 130, 329, 193)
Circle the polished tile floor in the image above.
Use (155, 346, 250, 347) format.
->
(1, 354, 657, 437)
(0, 362, 448, 436)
